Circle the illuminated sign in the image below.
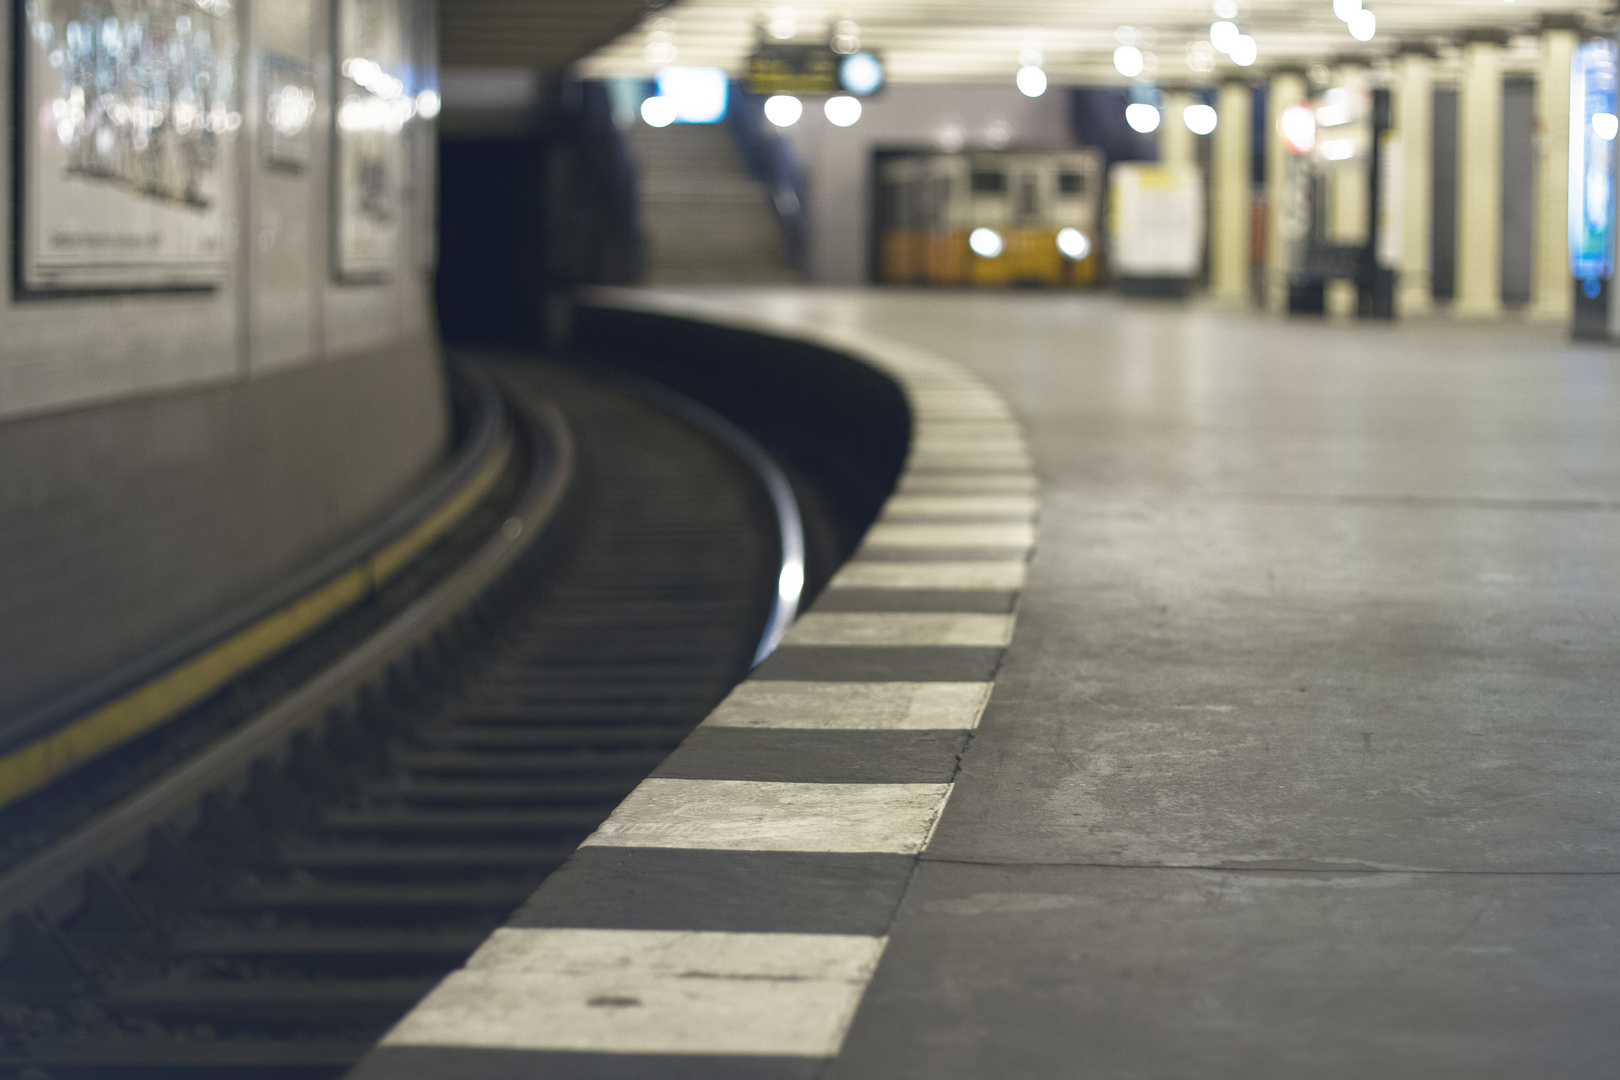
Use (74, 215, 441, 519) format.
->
(1570, 38, 1618, 283)
(747, 43, 838, 95)
(655, 66, 729, 123)
(747, 43, 883, 97)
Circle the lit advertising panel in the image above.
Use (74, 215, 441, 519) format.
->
(332, 0, 406, 281)
(1569, 38, 1618, 284)
(17, 0, 239, 291)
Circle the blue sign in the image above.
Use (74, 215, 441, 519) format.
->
(1570, 39, 1618, 281)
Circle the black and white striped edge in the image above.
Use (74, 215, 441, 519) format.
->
(350, 292, 1036, 1079)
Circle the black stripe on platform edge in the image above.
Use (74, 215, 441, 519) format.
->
(507, 847, 916, 936)
(651, 727, 968, 785)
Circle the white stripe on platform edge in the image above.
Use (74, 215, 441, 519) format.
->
(581, 779, 954, 854)
(862, 522, 1035, 549)
(828, 560, 1027, 591)
(899, 473, 1037, 493)
(881, 494, 1037, 519)
(704, 681, 993, 731)
(381, 928, 886, 1058)
(783, 612, 1014, 648)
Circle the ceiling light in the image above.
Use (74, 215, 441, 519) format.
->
(1279, 102, 1316, 153)
(1210, 20, 1239, 54)
(1117, 25, 1138, 45)
(1115, 44, 1145, 77)
(1185, 103, 1218, 134)
(767, 5, 797, 39)
(1125, 102, 1161, 133)
(640, 96, 676, 127)
(1348, 9, 1375, 40)
(1187, 41, 1217, 73)
(763, 94, 802, 126)
(1333, 0, 1361, 20)
(1229, 34, 1258, 66)
(1212, 0, 1239, 17)
(839, 52, 884, 95)
(824, 94, 862, 126)
(1017, 65, 1048, 97)
(1594, 112, 1618, 140)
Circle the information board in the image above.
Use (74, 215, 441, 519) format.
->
(17, 0, 239, 291)
(746, 43, 839, 96)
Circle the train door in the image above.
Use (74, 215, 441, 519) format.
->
(967, 154, 1012, 284)
(1006, 156, 1061, 283)
(925, 155, 970, 284)
(879, 157, 925, 283)
(1053, 150, 1103, 285)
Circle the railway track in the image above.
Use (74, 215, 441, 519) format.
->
(0, 359, 792, 1078)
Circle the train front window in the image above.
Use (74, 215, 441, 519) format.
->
(1059, 171, 1086, 196)
(971, 170, 1006, 194)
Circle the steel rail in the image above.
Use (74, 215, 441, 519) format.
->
(0, 370, 574, 953)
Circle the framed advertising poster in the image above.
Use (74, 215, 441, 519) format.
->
(16, 0, 239, 292)
(1570, 38, 1618, 283)
(331, 0, 405, 281)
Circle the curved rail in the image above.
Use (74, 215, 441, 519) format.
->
(600, 378, 805, 667)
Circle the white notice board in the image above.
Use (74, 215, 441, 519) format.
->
(1108, 163, 1204, 279)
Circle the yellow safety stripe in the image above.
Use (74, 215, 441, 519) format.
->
(0, 433, 513, 811)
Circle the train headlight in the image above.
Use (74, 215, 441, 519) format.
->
(1056, 228, 1090, 260)
(969, 228, 1004, 258)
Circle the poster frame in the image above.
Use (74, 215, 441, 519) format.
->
(10, 0, 239, 299)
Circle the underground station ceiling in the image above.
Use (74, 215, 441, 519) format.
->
(575, 0, 1617, 83)
(439, 0, 669, 69)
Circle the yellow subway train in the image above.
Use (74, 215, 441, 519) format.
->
(876, 149, 1105, 286)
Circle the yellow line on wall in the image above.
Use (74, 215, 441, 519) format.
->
(0, 433, 513, 812)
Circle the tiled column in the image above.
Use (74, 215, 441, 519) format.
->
(1325, 65, 1371, 315)
(1455, 34, 1504, 317)
(1531, 21, 1578, 321)
(1160, 88, 1196, 169)
(1394, 47, 1435, 316)
(1212, 79, 1254, 302)
(1266, 69, 1308, 312)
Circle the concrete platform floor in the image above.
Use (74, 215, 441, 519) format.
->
(686, 289, 1620, 1079)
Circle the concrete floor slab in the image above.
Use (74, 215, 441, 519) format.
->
(672, 289, 1620, 1074)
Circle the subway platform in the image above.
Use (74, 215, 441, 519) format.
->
(358, 288, 1620, 1079)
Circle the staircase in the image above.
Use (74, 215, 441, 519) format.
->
(627, 122, 800, 285)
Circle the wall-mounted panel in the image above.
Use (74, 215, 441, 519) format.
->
(247, 0, 321, 372)
(17, 0, 240, 292)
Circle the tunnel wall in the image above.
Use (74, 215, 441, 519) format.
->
(0, 0, 449, 719)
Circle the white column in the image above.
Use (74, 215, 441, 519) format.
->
(1160, 89, 1196, 169)
(1212, 80, 1253, 303)
(1394, 49, 1434, 315)
(1455, 37, 1503, 317)
(1325, 65, 1371, 315)
(1266, 69, 1307, 312)
(1531, 25, 1577, 321)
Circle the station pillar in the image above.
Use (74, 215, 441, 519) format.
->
(1393, 48, 1435, 316)
(1266, 69, 1308, 312)
(1212, 80, 1254, 303)
(1531, 21, 1578, 321)
(1455, 34, 1504, 318)
(1160, 89, 1196, 169)
(1325, 65, 1373, 315)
